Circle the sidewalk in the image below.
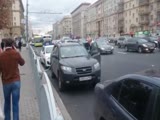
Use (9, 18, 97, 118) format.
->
(0, 48, 40, 120)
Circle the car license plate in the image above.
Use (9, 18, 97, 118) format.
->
(79, 76, 92, 81)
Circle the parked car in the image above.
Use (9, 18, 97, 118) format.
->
(117, 36, 131, 48)
(139, 37, 158, 48)
(125, 38, 155, 53)
(94, 74, 160, 120)
(93, 39, 114, 54)
(50, 42, 101, 91)
(40, 45, 54, 67)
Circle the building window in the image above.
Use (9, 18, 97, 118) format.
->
(126, 4, 127, 9)
(129, 2, 131, 8)
(133, 4, 135, 8)
(133, 13, 135, 18)
(14, 17, 16, 20)
(14, 22, 16, 26)
(126, 20, 127, 24)
(130, 11, 131, 16)
(150, 5, 153, 11)
(136, 18, 138, 22)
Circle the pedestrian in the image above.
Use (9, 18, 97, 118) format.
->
(18, 40, 22, 52)
(0, 38, 25, 120)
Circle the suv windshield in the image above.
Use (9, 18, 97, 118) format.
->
(60, 45, 88, 58)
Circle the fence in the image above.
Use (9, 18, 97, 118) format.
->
(29, 45, 64, 120)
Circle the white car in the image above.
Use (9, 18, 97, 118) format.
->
(40, 45, 54, 67)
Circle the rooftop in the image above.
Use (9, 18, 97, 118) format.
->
(71, 2, 91, 14)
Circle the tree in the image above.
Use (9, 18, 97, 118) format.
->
(0, 0, 12, 30)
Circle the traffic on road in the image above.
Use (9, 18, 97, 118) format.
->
(32, 35, 160, 120)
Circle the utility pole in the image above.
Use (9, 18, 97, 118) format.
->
(26, 0, 29, 42)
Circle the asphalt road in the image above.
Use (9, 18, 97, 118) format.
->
(33, 45, 160, 120)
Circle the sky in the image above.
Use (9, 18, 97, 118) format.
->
(22, 0, 97, 34)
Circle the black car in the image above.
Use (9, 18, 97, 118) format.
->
(94, 74, 160, 120)
(140, 37, 158, 48)
(125, 38, 155, 53)
(93, 39, 114, 54)
(50, 42, 101, 91)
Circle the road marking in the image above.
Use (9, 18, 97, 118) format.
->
(117, 52, 127, 55)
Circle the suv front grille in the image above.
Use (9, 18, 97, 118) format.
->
(76, 66, 92, 75)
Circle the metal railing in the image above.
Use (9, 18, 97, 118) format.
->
(29, 45, 64, 120)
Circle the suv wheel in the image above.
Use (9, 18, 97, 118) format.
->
(58, 73, 65, 91)
(138, 47, 142, 53)
(150, 49, 154, 53)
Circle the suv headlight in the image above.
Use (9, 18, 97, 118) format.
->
(142, 44, 147, 47)
(94, 63, 100, 70)
(61, 66, 72, 72)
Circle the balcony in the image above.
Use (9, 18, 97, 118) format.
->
(139, 9, 150, 15)
(139, 0, 149, 6)
(118, 2, 124, 13)
(157, 4, 160, 12)
(139, 18, 149, 25)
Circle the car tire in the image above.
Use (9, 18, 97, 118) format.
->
(58, 73, 65, 91)
(150, 50, 154, 53)
(138, 47, 142, 53)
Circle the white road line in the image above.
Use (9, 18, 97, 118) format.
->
(117, 52, 127, 55)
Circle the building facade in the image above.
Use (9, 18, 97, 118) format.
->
(0, 0, 24, 39)
(53, 22, 61, 39)
(59, 16, 72, 37)
(52, 0, 160, 39)
(86, 0, 105, 38)
(121, 0, 160, 35)
(71, 3, 90, 38)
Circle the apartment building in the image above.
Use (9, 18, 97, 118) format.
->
(1, 0, 24, 38)
(121, 0, 160, 34)
(59, 16, 72, 37)
(71, 3, 90, 38)
(53, 22, 59, 39)
(86, 0, 105, 38)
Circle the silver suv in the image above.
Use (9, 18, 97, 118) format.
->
(117, 36, 131, 48)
